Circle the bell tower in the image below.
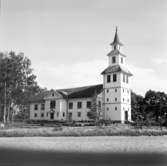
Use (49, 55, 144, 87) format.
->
(101, 27, 133, 123)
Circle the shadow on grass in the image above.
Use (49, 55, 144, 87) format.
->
(0, 148, 166, 166)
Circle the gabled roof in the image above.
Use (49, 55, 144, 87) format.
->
(101, 65, 133, 76)
(29, 84, 103, 103)
(29, 91, 50, 103)
(107, 49, 126, 57)
(110, 27, 123, 46)
(58, 84, 103, 99)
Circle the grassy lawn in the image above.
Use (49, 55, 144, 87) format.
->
(0, 124, 167, 137)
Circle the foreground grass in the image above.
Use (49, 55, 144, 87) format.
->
(0, 125, 167, 137)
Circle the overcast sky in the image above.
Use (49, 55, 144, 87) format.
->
(0, 0, 167, 96)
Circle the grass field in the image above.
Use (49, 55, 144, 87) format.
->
(0, 124, 167, 137)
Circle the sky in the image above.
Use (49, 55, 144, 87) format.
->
(0, 0, 167, 96)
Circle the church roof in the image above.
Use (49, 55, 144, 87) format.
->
(101, 65, 133, 76)
(110, 27, 123, 46)
(107, 49, 126, 57)
(29, 84, 103, 103)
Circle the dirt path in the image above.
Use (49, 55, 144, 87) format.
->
(0, 136, 167, 153)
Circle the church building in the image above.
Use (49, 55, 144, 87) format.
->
(29, 28, 132, 123)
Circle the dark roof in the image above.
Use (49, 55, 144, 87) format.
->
(107, 49, 126, 57)
(110, 27, 123, 46)
(58, 84, 103, 99)
(101, 65, 133, 76)
(29, 84, 103, 103)
(29, 91, 50, 103)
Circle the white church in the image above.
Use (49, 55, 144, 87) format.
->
(29, 28, 133, 123)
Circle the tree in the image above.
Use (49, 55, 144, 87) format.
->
(131, 91, 144, 122)
(87, 90, 100, 123)
(143, 90, 167, 126)
(0, 51, 43, 124)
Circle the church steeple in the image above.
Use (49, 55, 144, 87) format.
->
(110, 27, 123, 50)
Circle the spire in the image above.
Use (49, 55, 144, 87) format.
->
(110, 26, 123, 48)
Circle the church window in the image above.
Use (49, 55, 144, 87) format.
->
(87, 101, 91, 108)
(34, 104, 38, 110)
(50, 100, 56, 109)
(107, 98, 109, 102)
(126, 75, 129, 83)
(69, 102, 73, 109)
(41, 103, 45, 110)
(57, 112, 59, 117)
(113, 74, 117, 82)
(107, 75, 111, 83)
(115, 107, 117, 111)
(115, 98, 117, 102)
(115, 88, 117, 92)
(62, 112, 65, 117)
(41, 113, 44, 117)
(52, 93, 54, 96)
(106, 89, 109, 93)
(77, 102, 82, 109)
(123, 98, 124, 102)
(107, 107, 109, 111)
(77, 112, 81, 117)
(123, 88, 124, 92)
(112, 56, 116, 63)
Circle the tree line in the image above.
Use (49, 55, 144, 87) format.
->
(0, 51, 45, 123)
(132, 91, 167, 126)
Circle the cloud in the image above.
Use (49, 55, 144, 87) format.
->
(34, 60, 167, 96)
(34, 59, 107, 89)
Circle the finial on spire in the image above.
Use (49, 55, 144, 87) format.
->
(110, 26, 123, 48)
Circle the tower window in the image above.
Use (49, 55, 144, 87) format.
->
(107, 98, 109, 102)
(106, 89, 109, 93)
(121, 57, 123, 63)
(115, 98, 117, 102)
(34, 113, 37, 117)
(113, 74, 117, 82)
(126, 75, 129, 83)
(115, 88, 117, 92)
(115, 107, 117, 111)
(123, 74, 125, 82)
(112, 56, 116, 63)
(62, 112, 65, 117)
(107, 75, 111, 83)
(98, 101, 101, 108)
(107, 107, 109, 111)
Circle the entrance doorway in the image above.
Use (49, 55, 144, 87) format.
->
(125, 111, 128, 121)
(50, 112, 54, 120)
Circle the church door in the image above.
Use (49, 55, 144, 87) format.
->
(50, 112, 54, 120)
(125, 111, 128, 121)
